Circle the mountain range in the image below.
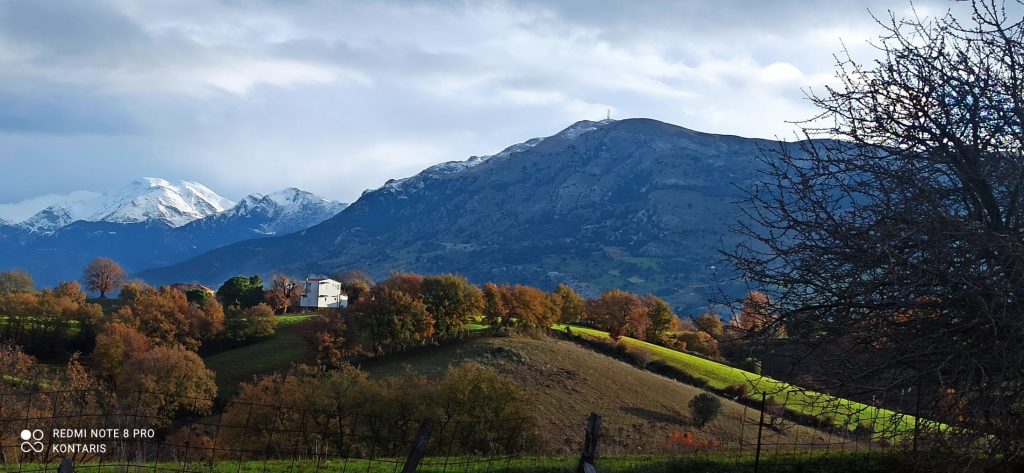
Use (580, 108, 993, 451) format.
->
(137, 118, 803, 313)
(0, 118, 807, 312)
(0, 180, 347, 287)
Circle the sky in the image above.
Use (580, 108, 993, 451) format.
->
(0, 0, 961, 220)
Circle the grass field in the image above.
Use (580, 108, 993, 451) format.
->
(203, 316, 315, 400)
(0, 452, 923, 473)
(552, 324, 917, 436)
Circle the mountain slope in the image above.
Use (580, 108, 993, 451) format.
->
(140, 118, 794, 312)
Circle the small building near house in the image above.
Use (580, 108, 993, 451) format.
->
(300, 278, 348, 309)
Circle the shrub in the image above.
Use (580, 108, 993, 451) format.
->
(115, 346, 217, 427)
(92, 323, 152, 380)
(853, 421, 875, 438)
(163, 424, 215, 461)
(688, 393, 723, 427)
(627, 347, 653, 368)
(723, 383, 750, 399)
(737, 357, 762, 375)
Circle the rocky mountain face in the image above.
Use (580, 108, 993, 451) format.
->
(0, 184, 346, 287)
(140, 118, 802, 313)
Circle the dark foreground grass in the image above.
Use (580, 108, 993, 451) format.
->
(0, 453, 930, 473)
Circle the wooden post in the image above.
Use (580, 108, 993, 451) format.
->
(576, 412, 602, 473)
(754, 393, 767, 473)
(58, 458, 73, 473)
(912, 377, 922, 453)
(401, 418, 434, 473)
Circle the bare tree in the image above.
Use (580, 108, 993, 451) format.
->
(265, 274, 301, 314)
(82, 257, 127, 299)
(729, 0, 1024, 464)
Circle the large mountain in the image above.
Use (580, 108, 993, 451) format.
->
(140, 118, 799, 313)
(17, 178, 234, 233)
(0, 183, 346, 287)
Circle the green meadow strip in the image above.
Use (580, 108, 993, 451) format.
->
(552, 324, 918, 437)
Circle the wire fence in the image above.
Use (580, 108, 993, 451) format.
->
(0, 378, 919, 473)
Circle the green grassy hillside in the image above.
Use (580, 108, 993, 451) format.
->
(203, 316, 314, 400)
(553, 324, 917, 437)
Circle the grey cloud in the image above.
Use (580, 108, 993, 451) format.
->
(0, 0, 978, 204)
(0, 90, 139, 135)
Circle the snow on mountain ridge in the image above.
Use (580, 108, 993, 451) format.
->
(89, 178, 235, 227)
(372, 119, 615, 197)
(206, 187, 347, 235)
(17, 178, 236, 232)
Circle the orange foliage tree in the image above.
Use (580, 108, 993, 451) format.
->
(114, 287, 225, 350)
(587, 289, 650, 339)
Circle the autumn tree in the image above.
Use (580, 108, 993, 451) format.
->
(434, 363, 537, 452)
(506, 284, 557, 329)
(694, 312, 724, 339)
(119, 280, 153, 301)
(116, 346, 216, 427)
(377, 271, 424, 299)
(265, 274, 301, 314)
(552, 284, 586, 323)
(482, 283, 511, 327)
(304, 313, 360, 371)
(334, 269, 374, 303)
(421, 274, 483, 338)
(360, 287, 434, 355)
(0, 292, 37, 340)
(675, 330, 720, 359)
(587, 289, 649, 339)
(732, 291, 785, 338)
(0, 343, 37, 379)
(219, 365, 367, 455)
(0, 269, 33, 295)
(115, 287, 224, 350)
(727, 0, 1024, 460)
(92, 323, 153, 380)
(82, 257, 126, 298)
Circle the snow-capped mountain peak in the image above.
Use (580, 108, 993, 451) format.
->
(91, 178, 235, 227)
(204, 187, 347, 235)
(16, 178, 236, 232)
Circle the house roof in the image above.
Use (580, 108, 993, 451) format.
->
(305, 278, 339, 284)
(169, 283, 215, 293)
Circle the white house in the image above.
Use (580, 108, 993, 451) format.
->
(300, 278, 349, 309)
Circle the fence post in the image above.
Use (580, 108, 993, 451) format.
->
(58, 458, 73, 473)
(401, 418, 435, 473)
(576, 412, 602, 473)
(754, 393, 766, 473)
(912, 376, 922, 453)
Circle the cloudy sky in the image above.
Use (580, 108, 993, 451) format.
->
(0, 0, 959, 219)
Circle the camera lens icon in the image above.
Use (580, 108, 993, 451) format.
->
(20, 429, 44, 453)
